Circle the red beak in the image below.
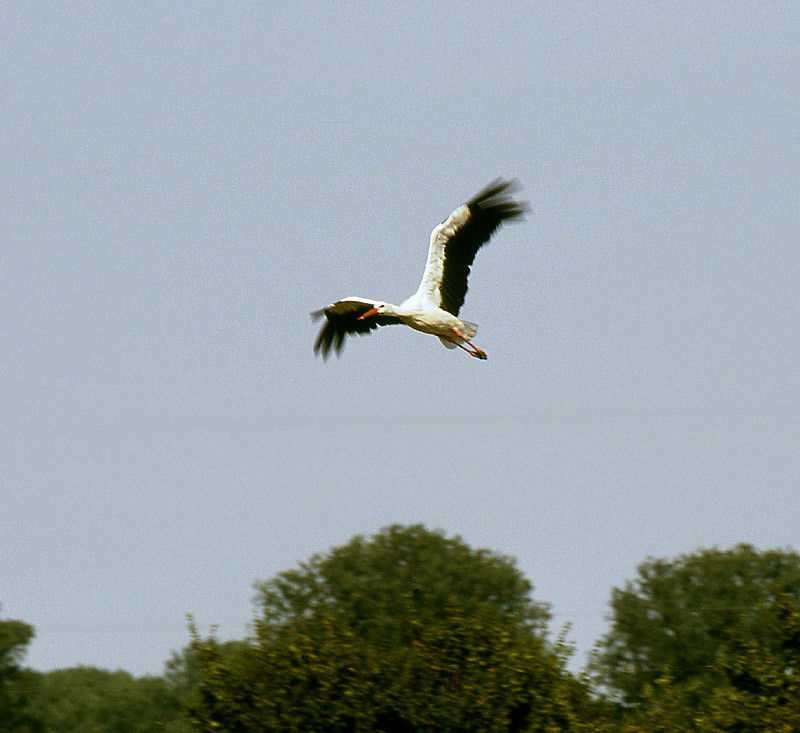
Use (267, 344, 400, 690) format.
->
(357, 307, 379, 320)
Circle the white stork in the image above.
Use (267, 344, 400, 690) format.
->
(312, 178, 527, 360)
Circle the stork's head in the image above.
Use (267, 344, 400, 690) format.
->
(358, 302, 389, 320)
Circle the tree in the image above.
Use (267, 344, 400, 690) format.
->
(696, 590, 800, 732)
(589, 544, 800, 708)
(588, 590, 800, 733)
(190, 524, 591, 731)
(0, 616, 39, 732)
(21, 666, 192, 733)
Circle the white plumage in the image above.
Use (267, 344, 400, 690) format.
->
(312, 178, 527, 360)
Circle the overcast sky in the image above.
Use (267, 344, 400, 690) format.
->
(2, 2, 800, 675)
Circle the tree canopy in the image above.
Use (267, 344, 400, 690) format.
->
(6, 534, 800, 731)
(1, 612, 191, 733)
(20, 666, 192, 733)
(0, 617, 38, 733)
(594, 590, 800, 733)
(590, 543, 800, 709)
(189, 524, 589, 732)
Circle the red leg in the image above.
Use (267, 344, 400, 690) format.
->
(448, 328, 487, 360)
(444, 337, 482, 356)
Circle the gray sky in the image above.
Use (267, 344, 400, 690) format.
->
(2, 2, 799, 675)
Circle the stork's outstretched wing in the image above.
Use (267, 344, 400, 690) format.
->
(311, 297, 403, 359)
(416, 178, 527, 316)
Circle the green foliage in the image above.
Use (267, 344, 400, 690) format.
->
(1, 611, 192, 732)
(696, 590, 800, 732)
(0, 619, 34, 676)
(20, 666, 193, 733)
(254, 523, 550, 634)
(0, 617, 39, 733)
(599, 592, 800, 732)
(164, 643, 202, 718)
(589, 544, 800, 707)
(7, 534, 800, 731)
(190, 524, 591, 731)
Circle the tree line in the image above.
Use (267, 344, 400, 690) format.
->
(3, 525, 800, 731)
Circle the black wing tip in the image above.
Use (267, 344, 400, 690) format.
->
(313, 323, 345, 360)
(312, 309, 341, 359)
(312, 299, 389, 360)
(469, 176, 519, 199)
(468, 177, 529, 221)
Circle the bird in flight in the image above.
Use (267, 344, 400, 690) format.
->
(312, 178, 527, 360)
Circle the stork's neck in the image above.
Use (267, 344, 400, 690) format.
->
(381, 302, 406, 317)
(398, 292, 425, 315)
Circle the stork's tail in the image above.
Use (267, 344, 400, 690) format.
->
(460, 320, 478, 339)
(438, 320, 478, 349)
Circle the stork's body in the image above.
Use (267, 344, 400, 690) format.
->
(312, 179, 527, 360)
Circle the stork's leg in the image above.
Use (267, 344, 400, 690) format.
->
(445, 338, 484, 357)
(448, 327, 488, 360)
